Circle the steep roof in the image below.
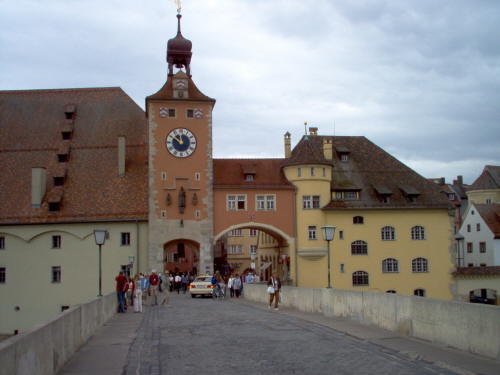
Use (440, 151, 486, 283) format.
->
(0, 87, 148, 224)
(283, 135, 450, 209)
(468, 165, 500, 191)
(475, 203, 500, 239)
(146, 71, 215, 107)
(213, 159, 293, 189)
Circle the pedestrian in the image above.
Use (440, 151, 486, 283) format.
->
(174, 273, 182, 294)
(232, 273, 242, 298)
(181, 273, 188, 294)
(141, 273, 150, 305)
(133, 274, 143, 313)
(158, 272, 163, 292)
(149, 270, 159, 305)
(115, 271, 127, 313)
(267, 272, 282, 310)
(126, 276, 134, 307)
(169, 273, 174, 292)
(228, 274, 234, 298)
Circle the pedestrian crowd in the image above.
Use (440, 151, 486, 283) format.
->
(115, 268, 283, 312)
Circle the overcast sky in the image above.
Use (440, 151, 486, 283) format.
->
(1, 0, 499, 184)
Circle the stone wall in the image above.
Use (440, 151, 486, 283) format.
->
(244, 284, 500, 360)
(0, 293, 117, 375)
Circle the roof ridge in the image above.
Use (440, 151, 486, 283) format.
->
(0, 87, 123, 94)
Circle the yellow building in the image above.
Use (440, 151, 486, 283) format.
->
(282, 128, 455, 300)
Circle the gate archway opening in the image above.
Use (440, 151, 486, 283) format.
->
(214, 222, 293, 282)
(163, 239, 200, 275)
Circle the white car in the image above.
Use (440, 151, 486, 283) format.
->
(189, 275, 214, 298)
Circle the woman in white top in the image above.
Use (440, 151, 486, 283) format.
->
(133, 274, 143, 313)
(227, 274, 235, 298)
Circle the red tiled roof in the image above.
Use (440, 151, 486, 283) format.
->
(468, 165, 500, 191)
(475, 203, 500, 238)
(146, 71, 215, 107)
(213, 159, 293, 189)
(453, 266, 500, 277)
(0, 87, 148, 224)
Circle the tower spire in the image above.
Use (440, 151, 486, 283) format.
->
(167, 9, 192, 77)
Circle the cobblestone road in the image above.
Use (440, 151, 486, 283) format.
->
(124, 293, 464, 375)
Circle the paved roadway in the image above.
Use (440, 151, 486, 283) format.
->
(123, 293, 461, 375)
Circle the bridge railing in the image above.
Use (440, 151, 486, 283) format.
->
(243, 284, 500, 360)
(0, 293, 117, 375)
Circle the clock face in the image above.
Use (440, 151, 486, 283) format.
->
(165, 128, 197, 158)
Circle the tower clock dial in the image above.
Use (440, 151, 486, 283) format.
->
(166, 128, 197, 158)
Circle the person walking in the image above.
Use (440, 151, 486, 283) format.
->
(168, 273, 174, 292)
(267, 272, 282, 310)
(126, 276, 134, 307)
(141, 273, 150, 305)
(232, 273, 242, 298)
(133, 274, 143, 313)
(115, 271, 127, 313)
(181, 273, 188, 294)
(228, 274, 234, 298)
(174, 273, 182, 294)
(149, 270, 159, 305)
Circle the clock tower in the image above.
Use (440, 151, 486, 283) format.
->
(146, 12, 216, 275)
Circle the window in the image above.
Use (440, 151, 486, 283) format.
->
(486, 198, 492, 204)
(467, 263, 474, 267)
(52, 235, 61, 249)
(466, 242, 473, 253)
(414, 289, 426, 297)
(476, 223, 481, 232)
(412, 258, 429, 273)
(194, 172, 200, 181)
(341, 154, 349, 162)
(49, 202, 60, 212)
(448, 193, 456, 201)
(339, 230, 344, 240)
(409, 196, 417, 203)
(382, 258, 399, 273)
(62, 131, 72, 140)
(249, 229, 257, 237)
(351, 240, 368, 255)
(382, 196, 390, 204)
(411, 226, 425, 240)
(310, 167, 315, 176)
(352, 271, 369, 286)
(256, 195, 275, 211)
(168, 108, 176, 117)
(308, 226, 317, 240)
(229, 229, 242, 237)
(161, 210, 167, 218)
(227, 195, 246, 211)
(322, 168, 326, 177)
(187, 109, 194, 118)
(195, 210, 200, 218)
(479, 242, 486, 253)
(340, 264, 345, 273)
(161, 172, 167, 180)
(467, 224, 471, 232)
(245, 174, 254, 181)
(353, 216, 364, 224)
(334, 191, 359, 200)
(0, 267, 5, 283)
(381, 226, 395, 241)
(228, 245, 243, 254)
(121, 232, 131, 246)
(303, 195, 320, 209)
(250, 245, 257, 254)
(297, 168, 301, 177)
(480, 263, 487, 267)
(52, 266, 61, 283)
(227, 195, 236, 210)
(237, 195, 246, 210)
(0, 237, 4, 250)
(312, 196, 320, 208)
(54, 177, 64, 186)
(58, 154, 69, 163)
(386, 290, 397, 294)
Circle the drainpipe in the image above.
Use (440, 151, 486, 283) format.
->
(293, 188, 298, 286)
(136, 220, 140, 273)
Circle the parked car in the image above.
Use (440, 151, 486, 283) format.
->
(189, 275, 214, 298)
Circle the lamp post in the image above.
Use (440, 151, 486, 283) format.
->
(321, 225, 336, 288)
(94, 229, 107, 297)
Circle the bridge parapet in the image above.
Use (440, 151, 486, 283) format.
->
(0, 293, 117, 375)
(243, 284, 500, 360)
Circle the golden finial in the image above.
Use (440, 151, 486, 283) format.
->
(174, 0, 182, 14)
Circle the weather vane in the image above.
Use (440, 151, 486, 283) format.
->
(174, 0, 182, 14)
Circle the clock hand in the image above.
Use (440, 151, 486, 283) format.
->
(174, 134, 183, 145)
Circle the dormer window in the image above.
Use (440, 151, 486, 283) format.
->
(335, 146, 350, 162)
(64, 104, 76, 120)
(333, 191, 360, 200)
(373, 184, 393, 204)
(62, 131, 72, 140)
(49, 202, 60, 212)
(57, 144, 70, 163)
(399, 185, 420, 204)
(245, 174, 254, 181)
(340, 154, 349, 162)
(54, 177, 64, 186)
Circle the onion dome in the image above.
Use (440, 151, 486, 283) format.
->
(167, 14, 193, 77)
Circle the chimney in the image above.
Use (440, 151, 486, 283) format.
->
(323, 138, 333, 160)
(456, 175, 463, 185)
(31, 167, 47, 207)
(118, 136, 126, 177)
(309, 127, 318, 136)
(284, 132, 291, 158)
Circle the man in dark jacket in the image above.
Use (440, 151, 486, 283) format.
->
(115, 271, 127, 313)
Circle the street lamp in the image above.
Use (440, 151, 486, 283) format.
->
(94, 229, 107, 297)
(321, 225, 336, 288)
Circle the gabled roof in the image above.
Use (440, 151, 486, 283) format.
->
(281, 135, 331, 167)
(214, 159, 293, 189)
(475, 203, 500, 239)
(468, 165, 500, 191)
(0, 87, 148, 224)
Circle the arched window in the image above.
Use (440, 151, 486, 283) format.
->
(352, 271, 369, 286)
(351, 240, 368, 255)
(412, 257, 429, 273)
(353, 216, 364, 224)
(411, 226, 425, 240)
(382, 258, 399, 273)
(414, 289, 426, 297)
(381, 226, 395, 240)
(386, 290, 397, 294)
